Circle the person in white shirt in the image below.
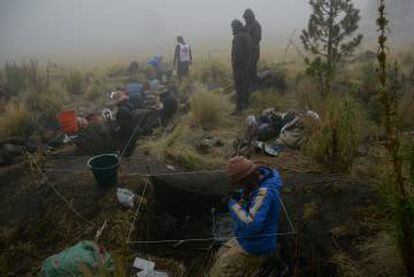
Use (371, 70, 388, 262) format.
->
(173, 36, 192, 80)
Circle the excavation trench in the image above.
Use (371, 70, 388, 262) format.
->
(0, 152, 379, 276)
(134, 173, 232, 262)
(129, 170, 378, 276)
(130, 171, 298, 274)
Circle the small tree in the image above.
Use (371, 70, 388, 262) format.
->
(301, 0, 363, 95)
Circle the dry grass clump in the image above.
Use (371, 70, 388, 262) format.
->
(142, 124, 201, 169)
(2, 60, 48, 95)
(331, 252, 364, 277)
(357, 232, 405, 277)
(190, 86, 232, 129)
(85, 80, 107, 101)
(141, 122, 229, 170)
(63, 69, 85, 94)
(23, 83, 69, 117)
(0, 102, 32, 139)
(249, 89, 286, 112)
(192, 61, 232, 87)
(293, 76, 323, 111)
(305, 95, 364, 171)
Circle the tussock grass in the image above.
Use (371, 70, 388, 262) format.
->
(2, 60, 48, 95)
(0, 102, 32, 139)
(293, 76, 323, 111)
(357, 232, 405, 277)
(192, 61, 232, 87)
(306, 95, 364, 171)
(331, 252, 363, 277)
(141, 121, 229, 170)
(249, 89, 286, 112)
(144, 124, 205, 169)
(190, 86, 232, 129)
(23, 83, 69, 117)
(63, 69, 85, 94)
(85, 80, 106, 101)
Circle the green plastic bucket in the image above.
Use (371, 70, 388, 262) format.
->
(87, 154, 119, 187)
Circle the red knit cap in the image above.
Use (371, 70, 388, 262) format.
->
(226, 156, 257, 183)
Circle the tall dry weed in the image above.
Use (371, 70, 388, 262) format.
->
(0, 102, 32, 139)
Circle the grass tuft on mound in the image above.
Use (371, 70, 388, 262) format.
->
(190, 86, 232, 130)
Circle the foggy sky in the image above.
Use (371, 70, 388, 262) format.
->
(0, 0, 413, 62)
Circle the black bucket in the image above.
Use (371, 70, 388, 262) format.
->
(87, 154, 119, 187)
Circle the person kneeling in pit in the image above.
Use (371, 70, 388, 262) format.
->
(209, 156, 282, 277)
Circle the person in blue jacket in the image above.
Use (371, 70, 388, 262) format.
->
(209, 156, 282, 277)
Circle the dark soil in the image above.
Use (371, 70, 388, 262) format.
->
(0, 148, 382, 276)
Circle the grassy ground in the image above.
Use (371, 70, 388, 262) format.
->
(1, 48, 414, 275)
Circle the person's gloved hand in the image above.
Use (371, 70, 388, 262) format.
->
(228, 189, 242, 201)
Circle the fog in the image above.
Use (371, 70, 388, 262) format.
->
(0, 0, 413, 63)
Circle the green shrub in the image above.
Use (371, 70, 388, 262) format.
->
(306, 96, 363, 171)
(190, 87, 232, 129)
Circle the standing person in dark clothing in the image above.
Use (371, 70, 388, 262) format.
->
(231, 19, 252, 114)
(160, 89, 178, 126)
(243, 8, 262, 87)
(173, 36, 192, 81)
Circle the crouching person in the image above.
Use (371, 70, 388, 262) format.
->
(209, 156, 282, 277)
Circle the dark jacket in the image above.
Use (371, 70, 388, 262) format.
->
(232, 31, 252, 73)
(246, 20, 262, 45)
(244, 10, 262, 45)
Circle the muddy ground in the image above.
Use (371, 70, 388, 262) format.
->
(0, 146, 382, 276)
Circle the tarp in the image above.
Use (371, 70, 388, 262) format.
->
(40, 240, 114, 277)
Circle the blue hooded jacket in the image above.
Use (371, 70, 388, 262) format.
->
(228, 167, 282, 255)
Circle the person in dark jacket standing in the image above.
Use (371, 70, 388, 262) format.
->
(209, 156, 282, 277)
(231, 19, 252, 113)
(243, 8, 262, 87)
(173, 36, 192, 80)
